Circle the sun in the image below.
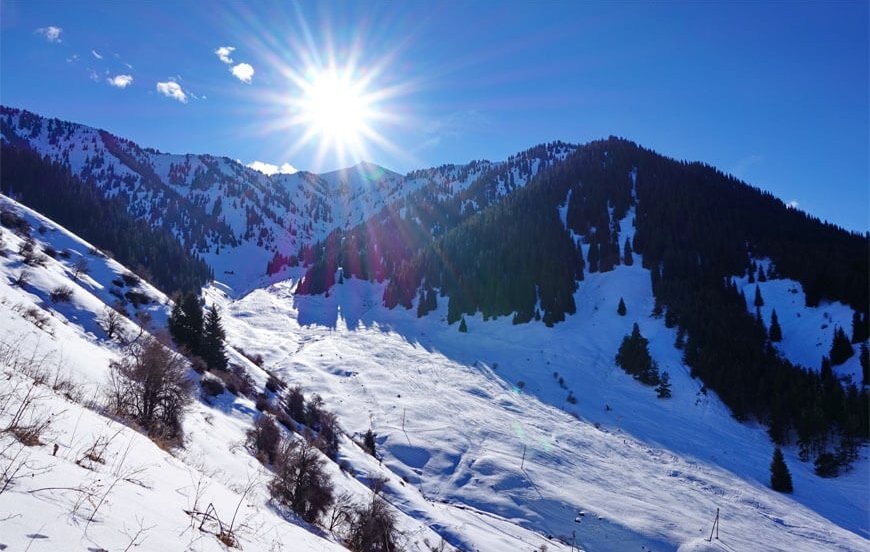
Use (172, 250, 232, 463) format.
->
(299, 70, 372, 146)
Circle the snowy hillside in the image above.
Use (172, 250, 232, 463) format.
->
(217, 229, 868, 550)
(3, 195, 563, 552)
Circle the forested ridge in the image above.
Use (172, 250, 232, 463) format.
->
(0, 145, 212, 293)
(297, 136, 869, 471)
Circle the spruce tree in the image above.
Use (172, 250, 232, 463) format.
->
(458, 316, 468, 333)
(852, 311, 867, 343)
(861, 342, 869, 386)
(656, 371, 672, 398)
(616, 323, 658, 385)
(769, 309, 782, 342)
(168, 292, 204, 355)
(202, 304, 228, 371)
(830, 326, 854, 366)
(754, 285, 764, 307)
(617, 297, 627, 316)
(770, 447, 793, 493)
(623, 238, 633, 266)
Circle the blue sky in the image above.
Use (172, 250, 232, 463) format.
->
(1, 0, 867, 232)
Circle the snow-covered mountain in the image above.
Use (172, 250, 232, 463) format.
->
(0, 107, 867, 551)
(0, 107, 573, 294)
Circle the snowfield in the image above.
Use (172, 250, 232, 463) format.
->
(0, 192, 867, 552)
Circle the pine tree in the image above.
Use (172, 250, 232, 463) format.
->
(769, 309, 782, 342)
(656, 371, 672, 398)
(852, 311, 867, 343)
(458, 316, 468, 333)
(616, 323, 658, 385)
(623, 238, 633, 266)
(769, 447, 793, 493)
(754, 285, 764, 307)
(617, 297, 627, 316)
(830, 326, 854, 366)
(758, 265, 767, 282)
(202, 304, 228, 371)
(861, 342, 869, 386)
(168, 292, 204, 355)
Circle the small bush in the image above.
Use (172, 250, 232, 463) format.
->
(269, 436, 334, 523)
(248, 414, 281, 464)
(363, 429, 376, 456)
(200, 377, 225, 397)
(285, 386, 305, 422)
(106, 338, 193, 443)
(42, 244, 57, 258)
(121, 272, 140, 287)
(49, 285, 74, 303)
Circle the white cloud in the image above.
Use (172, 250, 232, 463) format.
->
(247, 161, 298, 176)
(36, 26, 63, 43)
(66, 54, 79, 63)
(107, 74, 133, 88)
(87, 69, 100, 82)
(156, 81, 188, 103)
(787, 200, 799, 209)
(92, 49, 103, 59)
(215, 46, 235, 64)
(231, 62, 254, 84)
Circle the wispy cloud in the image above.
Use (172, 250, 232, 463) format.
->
(156, 81, 187, 103)
(231, 63, 254, 84)
(215, 46, 235, 64)
(107, 74, 133, 88)
(419, 109, 486, 150)
(35, 26, 63, 43)
(91, 49, 103, 60)
(66, 54, 79, 63)
(247, 161, 298, 176)
(731, 154, 763, 179)
(87, 69, 100, 82)
(787, 200, 799, 209)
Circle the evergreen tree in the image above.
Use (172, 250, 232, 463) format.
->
(363, 429, 376, 456)
(458, 316, 468, 333)
(769, 447, 793, 493)
(758, 265, 767, 282)
(769, 309, 782, 342)
(616, 323, 659, 385)
(168, 292, 204, 355)
(830, 326, 854, 366)
(852, 311, 867, 343)
(202, 304, 228, 371)
(861, 342, 869, 386)
(617, 297, 627, 316)
(754, 285, 764, 307)
(655, 371, 672, 398)
(623, 238, 633, 266)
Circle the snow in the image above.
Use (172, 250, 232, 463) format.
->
(733, 261, 864, 383)
(219, 249, 867, 550)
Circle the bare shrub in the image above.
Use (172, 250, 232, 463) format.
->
(285, 386, 305, 422)
(106, 338, 193, 443)
(345, 489, 400, 552)
(247, 414, 281, 464)
(72, 256, 89, 280)
(12, 270, 30, 288)
(21, 306, 52, 332)
(49, 285, 74, 303)
(268, 436, 334, 523)
(200, 377, 225, 398)
(98, 306, 124, 340)
(19, 237, 46, 266)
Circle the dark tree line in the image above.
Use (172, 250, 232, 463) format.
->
(0, 145, 212, 294)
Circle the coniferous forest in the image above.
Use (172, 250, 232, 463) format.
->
(0, 145, 212, 294)
(296, 137, 869, 472)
